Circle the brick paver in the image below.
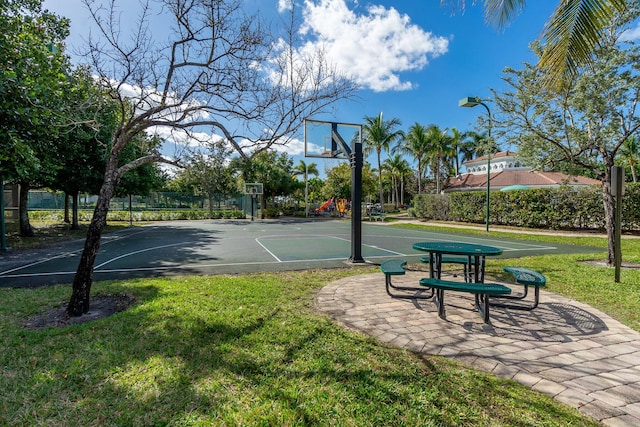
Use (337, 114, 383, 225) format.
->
(316, 271, 640, 427)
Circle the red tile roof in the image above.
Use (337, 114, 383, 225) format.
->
(446, 170, 600, 191)
(463, 150, 518, 165)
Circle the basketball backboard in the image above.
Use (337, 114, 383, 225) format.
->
(244, 182, 263, 195)
(304, 119, 362, 159)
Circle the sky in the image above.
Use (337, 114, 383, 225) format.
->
(40, 0, 573, 175)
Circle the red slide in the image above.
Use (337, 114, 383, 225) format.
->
(315, 197, 334, 213)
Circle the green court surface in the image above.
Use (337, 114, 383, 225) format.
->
(0, 218, 604, 288)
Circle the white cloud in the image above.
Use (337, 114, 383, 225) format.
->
(103, 78, 210, 123)
(278, 0, 293, 13)
(147, 126, 225, 152)
(296, 0, 448, 92)
(620, 22, 640, 42)
(270, 136, 310, 156)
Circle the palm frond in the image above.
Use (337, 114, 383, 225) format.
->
(482, 0, 527, 29)
(538, 0, 626, 89)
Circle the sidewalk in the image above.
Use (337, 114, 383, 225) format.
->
(385, 217, 640, 240)
(316, 271, 640, 427)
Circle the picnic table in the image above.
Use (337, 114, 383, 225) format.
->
(412, 241, 503, 282)
(412, 241, 507, 323)
(368, 212, 386, 222)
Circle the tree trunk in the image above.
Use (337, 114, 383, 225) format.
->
(377, 151, 384, 211)
(393, 176, 399, 209)
(71, 192, 80, 230)
(417, 160, 422, 195)
(18, 182, 34, 237)
(435, 155, 440, 194)
(67, 169, 117, 316)
(64, 194, 70, 224)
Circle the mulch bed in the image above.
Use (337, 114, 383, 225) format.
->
(23, 294, 136, 330)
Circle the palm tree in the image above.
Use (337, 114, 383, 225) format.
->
(382, 154, 411, 209)
(426, 125, 455, 194)
(363, 113, 404, 211)
(292, 159, 319, 182)
(459, 131, 485, 164)
(396, 123, 430, 194)
(448, 0, 627, 88)
(292, 160, 319, 216)
(462, 130, 500, 160)
(447, 127, 466, 177)
(619, 136, 639, 183)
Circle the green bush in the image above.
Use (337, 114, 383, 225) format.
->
(264, 207, 280, 218)
(28, 209, 246, 222)
(411, 194, 450, 221)
(417, 184, 640, 231)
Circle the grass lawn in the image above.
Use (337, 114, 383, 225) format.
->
(2, 220, 638, 426)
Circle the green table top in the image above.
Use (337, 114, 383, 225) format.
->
(412, 241, 503, 257)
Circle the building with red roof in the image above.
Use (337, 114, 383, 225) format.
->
(445, 151, 600, 192)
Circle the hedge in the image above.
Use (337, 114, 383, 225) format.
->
(411, 183, 640, 231)
(28, 209, 246, 222)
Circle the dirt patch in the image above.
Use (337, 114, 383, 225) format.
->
(23, 294, 136, 330)
(581, 260, 640, 269)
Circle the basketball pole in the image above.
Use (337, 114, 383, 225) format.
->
(305, 119, 364, 263)
(330, 122, 364, 263)
(349, 136, 364, 263)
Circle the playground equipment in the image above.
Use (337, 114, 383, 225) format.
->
(336, 198, 349, 216)
(314, 197, 349, 216)
(315, 197, 334, 213)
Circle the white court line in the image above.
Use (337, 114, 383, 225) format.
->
(0, 250, 81, 276)
(0, 255, 406, 279)
(364, 233, 558, 252)
(0, 226, 162, 277)
(94, 242, 189, 269)
(255, 238, 282, 262)
(330, 236, 407, 256)
(1, 270, 76, 278)
(256, 235, 408, 259)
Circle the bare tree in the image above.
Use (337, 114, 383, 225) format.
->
(67, 0, 356, 316)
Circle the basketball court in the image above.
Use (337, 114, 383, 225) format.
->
(0, 120, 605, 288)
(0, 219, 603, 288)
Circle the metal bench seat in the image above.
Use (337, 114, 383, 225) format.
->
(492, 266, 546, 310)
(420, 278, 511, 323)
(380, 260, 434, 300)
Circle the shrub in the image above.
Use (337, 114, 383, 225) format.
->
(264, 207, 280, 218)
(411, 194, 450, 221)
(27, 209, 246, 222)
(420, 184, 639, 232)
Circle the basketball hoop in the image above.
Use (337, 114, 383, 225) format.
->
(244, 183, 263, 221)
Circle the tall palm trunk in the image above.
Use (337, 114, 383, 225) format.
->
(377, 150, 384, 211)
(417, 160, 422, 194)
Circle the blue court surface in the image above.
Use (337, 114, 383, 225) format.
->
(0, 219, 603, 287)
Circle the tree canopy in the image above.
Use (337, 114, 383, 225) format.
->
(0, 0, 71, 235)
(492, 7, 640, 263)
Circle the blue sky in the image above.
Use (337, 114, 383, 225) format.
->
(43, 0, 562, 174)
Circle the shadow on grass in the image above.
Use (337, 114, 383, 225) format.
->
(3, 278, 595, 426)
